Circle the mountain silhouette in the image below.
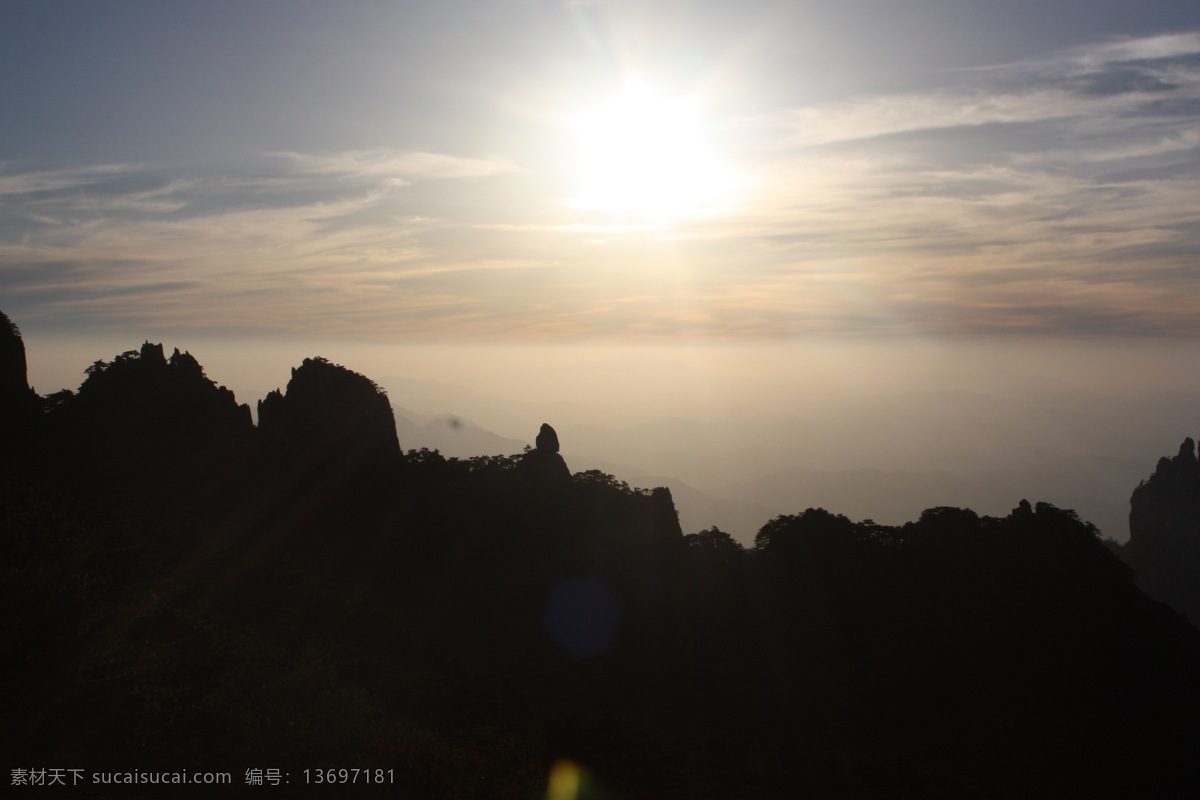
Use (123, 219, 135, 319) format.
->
(33, 340, 253, 504)
(3, 309, 1200, 799)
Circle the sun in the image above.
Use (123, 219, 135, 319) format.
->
(569, 81, 739, 218)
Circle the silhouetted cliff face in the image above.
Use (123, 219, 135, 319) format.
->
(257, 357, 401, 472)
(0, 312, 40, 449)
(1126, 437, 1200, 622)
(517, 422, 570, 483)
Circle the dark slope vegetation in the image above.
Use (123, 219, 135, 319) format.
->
(3, 319, 1199, 798)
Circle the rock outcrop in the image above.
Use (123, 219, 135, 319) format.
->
(1125, 437, 1200, 622)
(536, 422, 560, 453)
(517, 422, 571, 484)
(257, 356, 401, 472)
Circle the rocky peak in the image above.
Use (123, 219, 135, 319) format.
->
(140, 340, 166, 366)
(518, 422, 571, 484)
(169, 347, 204, 380)
(256, 356, 401, 470)
(536, 423, 560, 453)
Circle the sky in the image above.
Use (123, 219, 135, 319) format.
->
(5, 0, 1200, 345)
(4, 1, 1200, 537)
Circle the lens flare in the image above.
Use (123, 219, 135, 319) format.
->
(547, 759, 582, 800)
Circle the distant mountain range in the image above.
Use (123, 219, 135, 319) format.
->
(392, 405, 529, 459)
(390, 400, 1149, 543)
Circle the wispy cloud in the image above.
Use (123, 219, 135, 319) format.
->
(0, 148, 538, 334)
(1069, 32, 1200, 65)
(745, 42, 1200, 147)
(0, 163, 143, 196)
(272, 149, 519, 180)
(754, 87, 1174, 147)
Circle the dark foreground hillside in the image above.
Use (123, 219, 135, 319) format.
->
(3, 318, 1199, 798)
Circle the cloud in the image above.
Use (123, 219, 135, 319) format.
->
(743, 33, 1200, 147)
(0, 163, 143, 196)
(273, 149, 519, 180)
(1072, 32, 1200, 65)
(472, 222, 657, 234)
(756, 89, 1133, 147)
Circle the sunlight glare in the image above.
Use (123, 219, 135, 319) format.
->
(570, 81, 740, 218)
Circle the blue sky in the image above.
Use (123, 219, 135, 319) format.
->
(4, 0, 1200, 346)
